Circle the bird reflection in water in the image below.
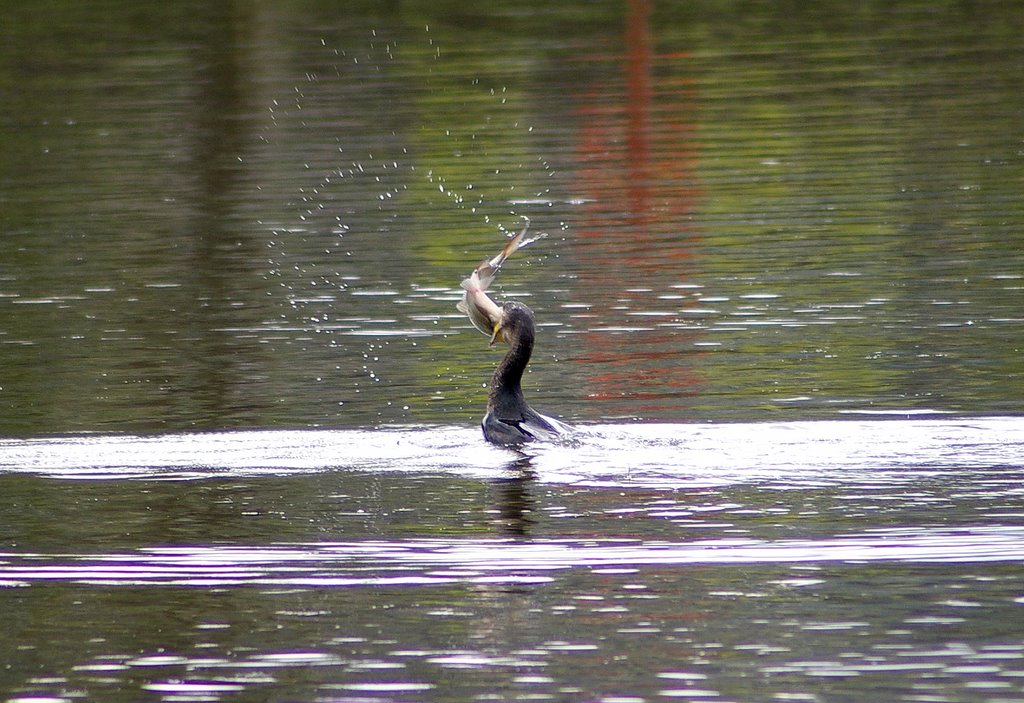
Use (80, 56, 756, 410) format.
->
(491, 455, 536, 538)
(458, 218, 572, 446)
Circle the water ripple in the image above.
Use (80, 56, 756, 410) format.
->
(2, 525, 1023, 589)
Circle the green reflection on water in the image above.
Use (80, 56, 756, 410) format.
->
(1, 1, 1023, 434)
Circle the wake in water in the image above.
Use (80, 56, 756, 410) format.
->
(1, 417, 1022, 489)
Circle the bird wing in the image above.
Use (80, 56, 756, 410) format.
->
(519, 413, 572, 441)
(484, 409, 572, 446)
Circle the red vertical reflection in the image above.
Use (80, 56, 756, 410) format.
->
(571, 0, 703, 418)
(625, 0, 653, 228)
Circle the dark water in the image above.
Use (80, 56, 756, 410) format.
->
(3, 2, 1024, 702)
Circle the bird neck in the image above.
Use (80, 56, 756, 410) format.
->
(489, 326, 534, 408)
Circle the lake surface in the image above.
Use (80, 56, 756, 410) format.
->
(2, 1, 1024, 702)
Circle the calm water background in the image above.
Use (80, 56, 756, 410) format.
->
(3, 1, 1024, 702)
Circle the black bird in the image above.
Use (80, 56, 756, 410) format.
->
(457, 220, 569, 446)
(482, 300, 569, 445)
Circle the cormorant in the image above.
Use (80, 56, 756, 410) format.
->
(457, 220, 569, 445)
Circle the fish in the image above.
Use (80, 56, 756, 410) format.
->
(457, 216, 546, 344)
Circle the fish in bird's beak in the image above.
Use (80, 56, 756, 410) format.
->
(457, 216, 544, 340)
(489, 318, 505, 346)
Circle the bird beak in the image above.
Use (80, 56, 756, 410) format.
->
(489, 320, 504, 346)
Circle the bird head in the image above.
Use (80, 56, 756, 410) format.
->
(489, 301, 534, 347)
